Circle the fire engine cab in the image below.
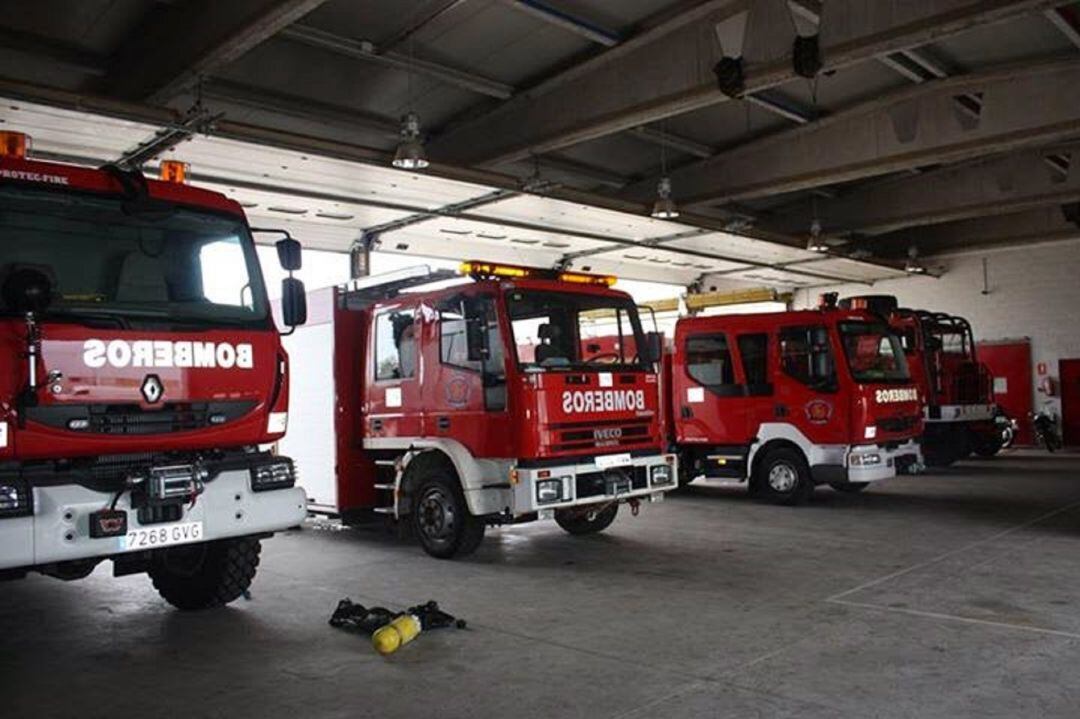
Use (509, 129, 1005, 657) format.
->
(0, 132, 308, 608)
(279, 261, 677, 558)
(668, 296, 923, 504)
(841, 295, 998, 466)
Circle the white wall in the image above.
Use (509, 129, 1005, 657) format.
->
(792, 239, 1080, 416)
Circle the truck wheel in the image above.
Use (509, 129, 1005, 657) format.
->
(149, 536, 261, 611)
(754, 447, 813, 506)
(554, 503, 618, 535)
(829, 481, 869, 493)
(412, 473, 485, 559)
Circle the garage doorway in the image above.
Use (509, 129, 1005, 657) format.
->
(1060, 359, 1080, 447)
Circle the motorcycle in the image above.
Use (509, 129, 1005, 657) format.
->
(1032, 406, 1063, 452)
(993, 407, 1018, 450)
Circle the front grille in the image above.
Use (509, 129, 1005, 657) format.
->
(878, 416, 919, 433)
(27, 401, 256, 436)
(548, 418, 653, 453)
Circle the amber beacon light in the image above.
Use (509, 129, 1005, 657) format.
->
(0, 131, 30, 159)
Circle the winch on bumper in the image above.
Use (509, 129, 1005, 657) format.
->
(510, 452, 677, 515)
(0, 453, 307, 574)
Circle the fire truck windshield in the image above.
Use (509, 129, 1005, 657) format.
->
(838, 321, 910, 384)
(0, 186, 269, 328)
(506, 289, 648, 371)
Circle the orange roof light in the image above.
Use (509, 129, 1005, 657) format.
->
(460, 261, 531, 280)
(159, 160, 189, 184)
(461, 260, 617, 286)
(558, 270, 617, 287)
(0, 131, 30, 159)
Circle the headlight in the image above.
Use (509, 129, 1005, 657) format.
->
(850, 453, 882, 467)
(649, 464, 673, 486)
(864, 425, 877, 439)
(0, 478, 33, 518)
(536, 478, 566, 505)
(250, 461, 296, 492)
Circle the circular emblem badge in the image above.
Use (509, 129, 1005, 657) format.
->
(805, 398, 833, 424)
(445, 376, 470, 407)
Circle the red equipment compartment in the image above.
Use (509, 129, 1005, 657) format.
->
(978, 339, 1034, 446)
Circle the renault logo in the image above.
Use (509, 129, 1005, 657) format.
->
(141, 374, 164, 404)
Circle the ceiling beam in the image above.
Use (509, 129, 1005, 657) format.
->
(1045, 6, 1080, 49)
(627, 126, 714, 158)
(105, 0, 330, 103)
(769, 143, 1080, 236)
(381, 0, 470, 50)
(280, 24, 514, 99)
(0, 27, 108, 76)
(620, 55, 1080, 206)
(868, 205, 1080, 257)
(427, 0, 1059, 167)
(506, 0, 621, 47)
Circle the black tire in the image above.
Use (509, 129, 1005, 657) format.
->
(971, 435, 1003, 457)
(411, 471, 485, 559)
(149, 536, 261, 611)
(753, 447, 813, 506)
(829, 481, 869, 493)
(554, 503, 619, 535)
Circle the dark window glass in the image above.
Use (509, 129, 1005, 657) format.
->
(838, 321, 910, 383)
(737, 333, 768, 386)
(779, 326, 836, 390)
(686, 334, 736, 388)
(375, 310, 415, 381)
(0, 186, 268, 329)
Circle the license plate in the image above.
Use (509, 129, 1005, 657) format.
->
(595, 453, 632, 470)
(122, 521, 204, 552)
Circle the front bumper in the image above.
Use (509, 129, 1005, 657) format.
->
(511, 452, 677, 515)
(846, 438, 923, 482)
(0, 461, 307, 572)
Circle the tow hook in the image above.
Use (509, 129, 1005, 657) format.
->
(629, 498, 641, 517)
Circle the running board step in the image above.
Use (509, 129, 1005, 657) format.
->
(374, 483, 395, 490)
(373, 507, 395, 515)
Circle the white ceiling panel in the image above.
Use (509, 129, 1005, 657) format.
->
(473, 194, 690, 240)
(0, 101, 157, 161)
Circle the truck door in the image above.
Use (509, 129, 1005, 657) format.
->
(425, 293, 511, 454)
(775, 324, 848, 445)
(367, 303, 424, 439)
(676, 330, 745, 443)
(733, 332, 775, 440)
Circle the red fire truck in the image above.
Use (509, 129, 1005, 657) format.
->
(667, 297, 923, 504)
(279, 262, 677, 558)
(0, 131, 308, 609)
(841, 295, 998, 466)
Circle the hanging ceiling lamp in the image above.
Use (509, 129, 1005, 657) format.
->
(905, 246, 927, 274)
(651, 176, 679, 219)
(393, 111, 429, 169)
(651, 125, 679, 219)
(806, 218, 829, 252)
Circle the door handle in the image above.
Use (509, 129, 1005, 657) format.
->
(437, 416, 451, 431)
(774, 404, 788, 418)
(680, 405, 693, 419)
(371, 418, 384, 431)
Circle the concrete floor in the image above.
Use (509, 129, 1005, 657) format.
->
(4, 451, 1080, 718)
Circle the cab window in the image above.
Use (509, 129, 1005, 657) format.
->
(736, 333, 771, 395)
(686, 334, 739, 394)
(779, 326, 836, 391)
(374, 310, 416, 381)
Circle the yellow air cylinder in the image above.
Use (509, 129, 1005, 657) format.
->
(372, 614, 422, 656)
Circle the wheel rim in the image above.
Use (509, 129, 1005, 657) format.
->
(767, 462, 798, 493)
(417, 487, 457, 544)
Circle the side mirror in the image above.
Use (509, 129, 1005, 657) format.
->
(463, 297, 489, 363)
(276, 238, 302, 272)
(281, 277, 307, 329)
(641, 331, 663, 364)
